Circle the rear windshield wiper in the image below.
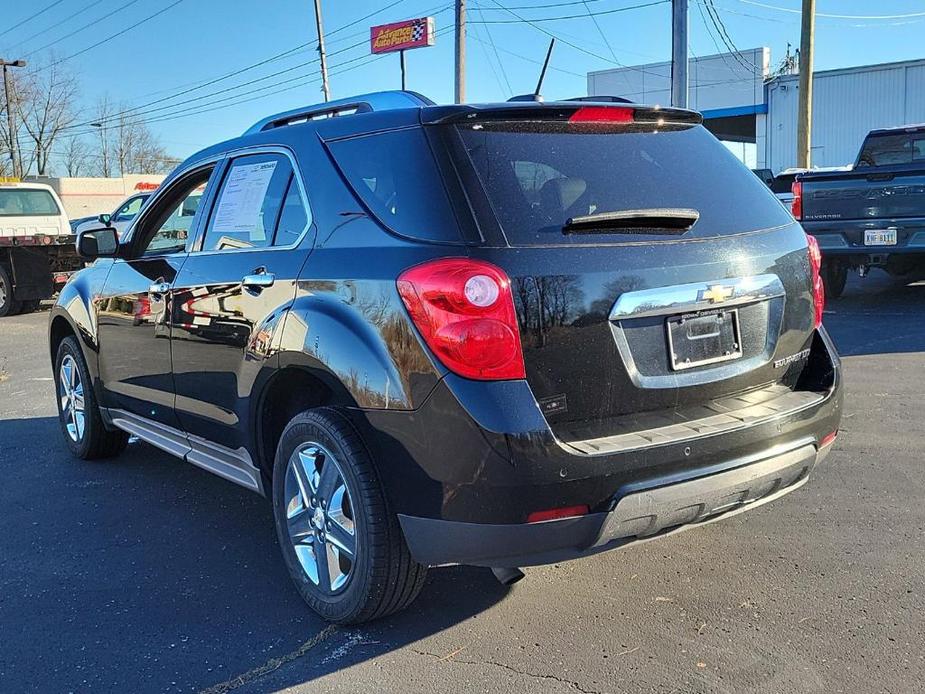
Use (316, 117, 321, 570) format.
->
(563, 208, 700, 235)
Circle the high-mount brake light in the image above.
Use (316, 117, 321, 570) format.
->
(568, 106, 635, 124)
(791, 180, 803, 220)
(806, 234, 825, 329)
(397, 258, 526, 381)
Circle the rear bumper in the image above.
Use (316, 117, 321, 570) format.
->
(399, 439, 833, 568)
(803, 221, 925, 256)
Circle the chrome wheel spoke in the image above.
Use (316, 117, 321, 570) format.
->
(284, 441, 358, 595)
(294, 538, 319, 586)
(325, 518, 355, 558)
(314, 535, 333, 592)
(287, 509, 314, 542)
(316, 457, 340, 504)
(58, 356, 84, 443)
(294, 447, 319, 501)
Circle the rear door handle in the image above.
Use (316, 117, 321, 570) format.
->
(242, 272, 275, 290)
(149, 281, 171, 296)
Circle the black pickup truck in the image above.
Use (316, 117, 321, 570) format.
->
(793, 124, 925, 297)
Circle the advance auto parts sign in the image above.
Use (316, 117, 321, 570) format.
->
(370, 17, 435, 54)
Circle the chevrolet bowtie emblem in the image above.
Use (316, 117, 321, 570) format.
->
(699, 284, 735, 304)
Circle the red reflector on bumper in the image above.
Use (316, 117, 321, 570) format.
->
(526, 505, 590, 523)
(819, 430, 838, 448)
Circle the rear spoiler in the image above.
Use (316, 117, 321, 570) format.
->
(420, 102, 703, 126)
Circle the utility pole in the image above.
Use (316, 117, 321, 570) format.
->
(797, 0, 816, 168)
(312, 0, 330, 102)
(455, 0, 466, 104)
(1, 58, 26, 179)
(670, 0, 689, 108)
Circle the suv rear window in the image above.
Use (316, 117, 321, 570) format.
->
(326, 127, 463, 243)
(0, 188, 60, 217)
(454, 122, 792, 245)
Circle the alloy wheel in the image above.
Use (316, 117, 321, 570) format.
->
(59, 355, 86, 442)
(284, 442, 357, 593)
(0, 275, 7, 311)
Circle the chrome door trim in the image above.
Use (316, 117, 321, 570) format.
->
(105, 408, 263, 495)
(609, 274, 786, 321)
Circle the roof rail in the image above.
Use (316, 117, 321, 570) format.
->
(243, 90, 435, 135)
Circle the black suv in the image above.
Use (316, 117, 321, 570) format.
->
(51, 91, 842, 624)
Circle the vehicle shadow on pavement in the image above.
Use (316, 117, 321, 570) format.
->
(823, 272, 925, 356)
(0, 416, 509, 693)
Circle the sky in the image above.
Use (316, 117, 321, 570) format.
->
(2, 0, 925, 164)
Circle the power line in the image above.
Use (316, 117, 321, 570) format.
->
(472, 0, 668, 23)
(47, 25, 457, 145)
(55, 4, 453, 133)
(467, 32, 585, 77)
(22, 0, 146, 59)
(737, 0, 925, 20)
(473, 1, 513, 94)
(0, 0, 67, 39)
(5, 0, 108, 52)
(702, 0, 761, 74)
(42, 0, 190, 70)
(483, 0, 671, 79)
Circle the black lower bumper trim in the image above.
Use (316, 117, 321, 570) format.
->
(399, 441, 821, 569)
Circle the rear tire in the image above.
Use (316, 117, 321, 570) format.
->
(0, 265, 21, 317)
(18, 299, 41, 314)
(272, 408, 427, 624)
(55, 336, 129, 460)
(821, 260, 847, 300)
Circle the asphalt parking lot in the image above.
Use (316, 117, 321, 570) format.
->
(1, 272, 923, 694)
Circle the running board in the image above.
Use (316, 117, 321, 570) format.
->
(105, 409, 263, 494)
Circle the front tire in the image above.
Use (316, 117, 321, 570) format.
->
(0, 265, 21, 317)
(55, 336, 129, 459)
(272, 408, 427, 624)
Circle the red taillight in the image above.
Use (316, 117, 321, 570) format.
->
(526, 505, 590, 524)
(819, 430, 838, 448)
(791, 180, 803, 220)
(397, 258, 526, 380)
(806, 234, 825, 329)
(568, 106, 635, 123)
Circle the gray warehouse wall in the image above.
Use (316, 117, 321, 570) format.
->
(766, 59, 925, 173)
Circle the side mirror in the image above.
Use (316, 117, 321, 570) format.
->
(77, 227, 120, 259)
(98, 213, 112, 225)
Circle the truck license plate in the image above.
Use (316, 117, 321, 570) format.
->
(864, 229, 897, 246)
(667, 309, 742, 371)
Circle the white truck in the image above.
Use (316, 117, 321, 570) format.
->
(0, 180, 84, 317)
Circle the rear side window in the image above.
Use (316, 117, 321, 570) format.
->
(455, 122, 793, 245)
(857, 132, 925, 167)
(326, 127, 462, 242)
(0, 189, 60, 216)
(202, 153, 301, 251)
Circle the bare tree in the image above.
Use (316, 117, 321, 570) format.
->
(90, 95, 114, 177)
(61, 134, 90, 176)
(20, 62, 79, 175)
(87, 97, 177, 176)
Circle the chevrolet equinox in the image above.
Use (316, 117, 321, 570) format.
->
(50, 91, 843, 624)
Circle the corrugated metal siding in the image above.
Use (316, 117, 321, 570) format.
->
(766, 60, 925, 173)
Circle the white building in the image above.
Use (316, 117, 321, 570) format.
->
(23, 174, 166, 219)
(587, 51, 925, 173)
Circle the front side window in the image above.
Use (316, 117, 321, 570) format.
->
(200, 153, 300, 251)
(0, 188, 61, 216)
(135, 169, 213, 257)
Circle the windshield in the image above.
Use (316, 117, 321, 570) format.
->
(454, 122, 793, 246)
(0, 189, 61, 217)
